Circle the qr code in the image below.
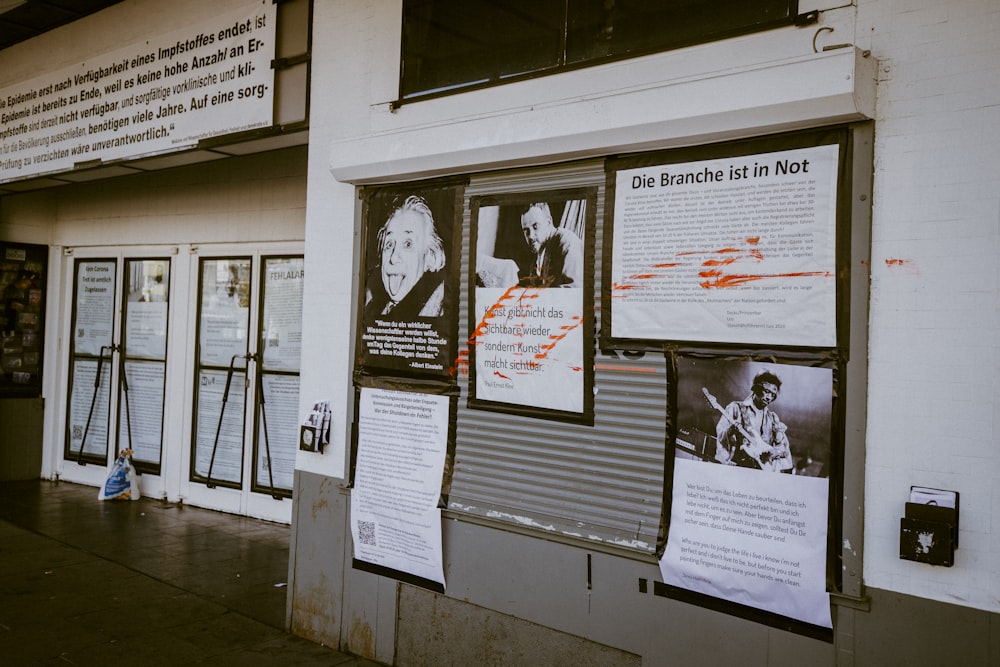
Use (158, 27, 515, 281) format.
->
(72, 425, 83, 440)
(357, 520, 377, 546)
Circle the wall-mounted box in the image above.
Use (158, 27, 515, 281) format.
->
(899, 487, 959, 567)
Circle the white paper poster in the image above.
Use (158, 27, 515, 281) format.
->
(1, 2, 276, 183)
(117, 360, 166, 465)
(124, 259, 169, 360)
(661, 460, 831, 627)
(473, 286, 584, 413)
(193, 368, 246, 483)
(67, 359, 111, 458)
(198, 259, 250, 367)
(260, 257, 304, 373)
(352, 388, 449, 587)
(611, 145, 839, 346)
(256, 373, 299, 491)
(73, 261, 116, 356)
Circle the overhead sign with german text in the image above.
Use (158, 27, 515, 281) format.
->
(0, 1, 275, 183)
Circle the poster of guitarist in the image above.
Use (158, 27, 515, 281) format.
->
(708, 371, 793, 472)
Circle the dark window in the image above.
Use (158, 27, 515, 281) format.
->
(400, 0, 797, 101)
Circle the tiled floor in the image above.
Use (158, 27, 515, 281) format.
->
(0, 479, 379, 666)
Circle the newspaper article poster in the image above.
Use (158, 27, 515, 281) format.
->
(358, 184, 462, 379)
(470, 191, 594, 419)
(609, 143, 840, 347)
(661, 356, 833, 628)
(351, 387, 449, 588)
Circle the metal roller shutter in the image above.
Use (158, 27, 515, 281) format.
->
(448, 161, 667, 553)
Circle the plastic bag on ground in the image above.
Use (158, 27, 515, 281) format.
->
(98, 449, 141, 501)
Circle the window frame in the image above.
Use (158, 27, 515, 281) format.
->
(396, 0, 801, 106)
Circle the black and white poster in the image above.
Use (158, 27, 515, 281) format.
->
(661, 357, 833, 628)
(351, 387, 449, 589)
(358, 183, 462, 378)
(608, 143, 840, 347)
(469, 190, 595, 420)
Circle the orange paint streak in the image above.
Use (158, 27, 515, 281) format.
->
(677, 247, 742, 256)
(493, 371, 511, 380)
(594, 364, 659, 374)
(534, 316, 582, 361)
(746, 237, 760, 245)
(885, 258, 909, 267)
(450, 285, 524, 377)
(702, 258, 738, 267)
(700, 271, 832, 289)
(651, 262, 681, 269)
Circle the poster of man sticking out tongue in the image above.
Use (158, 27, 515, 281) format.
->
(357, 181, 463, 380)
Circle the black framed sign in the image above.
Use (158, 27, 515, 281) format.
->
(468, 188, 596, 424)
(357, 181, 464, 380)
(603, 128, 850, 351)
(660, 353, 837, 634)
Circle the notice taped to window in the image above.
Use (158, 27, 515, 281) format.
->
(610, 145, 839, 347)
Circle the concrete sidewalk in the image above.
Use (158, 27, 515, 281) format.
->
(0, 479, 381, 666)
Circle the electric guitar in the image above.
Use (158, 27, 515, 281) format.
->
(701, 387, 779, 472)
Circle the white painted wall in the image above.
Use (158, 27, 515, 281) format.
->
(855, 0, 1000, 613)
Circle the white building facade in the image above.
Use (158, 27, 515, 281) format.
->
(1, 1, 998, 665)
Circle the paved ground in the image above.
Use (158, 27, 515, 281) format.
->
(0, 479, 382, 666)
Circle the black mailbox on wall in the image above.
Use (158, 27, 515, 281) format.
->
(899, 486, 959, 567)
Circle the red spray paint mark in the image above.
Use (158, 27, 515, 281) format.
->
(885, 258, 910, 267)
(493, 371, 511, 380)
(535, 315, 583, 363)
(677, 247, 743, 256)
(455, 285, 584, 375)
(700, 271, 832, 289)
(702, 257, 738, 267)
